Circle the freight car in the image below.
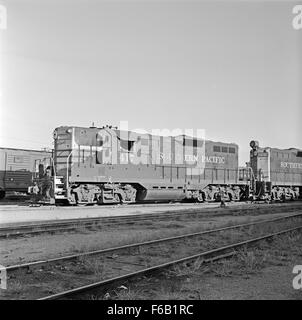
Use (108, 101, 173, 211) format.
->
(250, 141, 302, 200)
(0, 147, 52, 199)
(34, 125, 251, 204)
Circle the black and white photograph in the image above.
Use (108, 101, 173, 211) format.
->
(0, 0, 302, 306)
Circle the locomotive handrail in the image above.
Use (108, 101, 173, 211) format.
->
(66, 150, 73, 191)
(32, 156, 56, 179)
(51, 156, 56, 177)
(245, 166, 256, 191)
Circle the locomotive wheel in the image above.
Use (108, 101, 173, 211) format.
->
(114, 193, 122, 204)
(196, 193, 204, 203)
(214, 193, 221, 202)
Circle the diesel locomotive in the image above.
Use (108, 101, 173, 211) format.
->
(29, 125, 302, 205)
(250, 141, 302, 201)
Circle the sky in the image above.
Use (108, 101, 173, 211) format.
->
(0, 0, 301, 165)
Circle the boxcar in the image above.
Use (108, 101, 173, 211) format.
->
(0, 147, 52, 199)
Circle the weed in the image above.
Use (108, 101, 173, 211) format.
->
(74, 256, 106, 276)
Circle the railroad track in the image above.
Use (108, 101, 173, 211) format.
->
(0, 199, 301, 211)
(2, 212, 302, 300)
(1, 202, 302, 238)
(40, 226, 302, 300)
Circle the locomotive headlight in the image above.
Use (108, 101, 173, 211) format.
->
(53, 130, 58, 140)
(250, 140, 259, 150)
(66, 128, 72, 134)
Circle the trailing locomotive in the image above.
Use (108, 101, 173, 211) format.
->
(38, 125, 251, 204)
(0, 147, 52, 199)
(249, 141, 302, 201)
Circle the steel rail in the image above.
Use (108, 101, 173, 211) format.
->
(0, 210, 219, 238)
(0, 211, 218, 238)
(38, 225, 302, 300)
(0, 215, 170, 237)
(6, 212, 302, 272)
(1, 199, 301, 211)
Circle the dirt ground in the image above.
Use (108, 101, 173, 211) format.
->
(104, 233, 302, 300)
(1, 211, 300, 266)
(194, 264, 302, 299)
